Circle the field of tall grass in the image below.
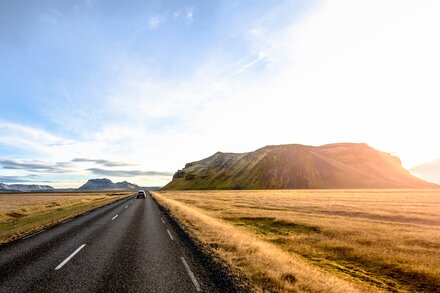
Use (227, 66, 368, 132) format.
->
(153, 190, 440, 292)
(0, 192, 132, 244)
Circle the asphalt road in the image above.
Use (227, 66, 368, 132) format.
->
(0, 194, 233, 292)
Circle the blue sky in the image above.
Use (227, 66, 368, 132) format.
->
(1, 0, 440, 187)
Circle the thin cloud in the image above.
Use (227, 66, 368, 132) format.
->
(0, 176, 29, 183)
(147, 15, 165, 29)
(72, 158, 135, 167)
(87, 168, 173, 177)
(185, 8, 194, 24)
(0, 159, 71, 173)
(232, 51, 267, 76)
(0, 174, 52, 184)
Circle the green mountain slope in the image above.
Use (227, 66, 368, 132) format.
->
(163, 143, 438, 190)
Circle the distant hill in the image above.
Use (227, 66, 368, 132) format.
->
(411, 158, 440, 185)
(0, 183, 54, 192)
(163, 143, 438, 190)
(78, 178, 139, 191)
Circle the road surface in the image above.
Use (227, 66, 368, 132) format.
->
(0, 194, 235, 292)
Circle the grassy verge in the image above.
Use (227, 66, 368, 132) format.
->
(152, 190, 440, 292)
(0, 192, 132, 244)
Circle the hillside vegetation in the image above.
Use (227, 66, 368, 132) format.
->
(163, 143, 437, 190)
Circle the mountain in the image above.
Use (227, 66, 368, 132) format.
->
(0, 183, 54, 192)
(163, 143, 438, 190)
(78, 178, 139, 191)
(411, 158, 440, 184)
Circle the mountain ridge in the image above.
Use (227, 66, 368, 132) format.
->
(163, 143, 438, 190)
(78, 178, 139, 191)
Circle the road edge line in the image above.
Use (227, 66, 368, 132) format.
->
(181, 256, 202, 291)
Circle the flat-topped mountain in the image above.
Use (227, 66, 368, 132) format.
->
(78, 178, 139, 191)
(163, 143, 438, 190)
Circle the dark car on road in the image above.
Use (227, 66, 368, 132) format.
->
(137, 190, 146, 199)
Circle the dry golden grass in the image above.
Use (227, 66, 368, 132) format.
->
(152, 189, 440, 292)
(0, 192, 132, 244)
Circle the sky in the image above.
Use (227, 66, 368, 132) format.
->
(1, 0, 440, 187)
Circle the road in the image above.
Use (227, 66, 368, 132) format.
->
(0, 194, 235, 292)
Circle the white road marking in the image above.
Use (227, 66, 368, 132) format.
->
(23, 229, 45, 240)
(161, 217, 165, 224)
(125, 205, 128, 208)
(181, 257, 201, 291)
(167, 229, 174, 240)
(112, 215, 118, 221)
(55, 244, 86, 270)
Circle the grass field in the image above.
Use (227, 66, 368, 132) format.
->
(0, 191, 132, 244)
(153, 189, 440, 292)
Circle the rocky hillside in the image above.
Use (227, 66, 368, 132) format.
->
(163, 143, 438, 190)
(78, 178, 139, 191)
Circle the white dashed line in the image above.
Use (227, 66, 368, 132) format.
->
(161, 217, 165, 224)
(112, 215, 118, 221)
(167, 229, 174, 240)
(181, 257, 201, 291)
(125, 205, 128, 208)
(55, 244, 86, 270)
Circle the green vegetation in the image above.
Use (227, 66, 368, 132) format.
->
(163, 143, 437, 190)
(225, 217, 321, 235)
(0, 192, 131, 244)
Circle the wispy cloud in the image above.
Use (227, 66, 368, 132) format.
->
(0, 176, 29, 183)
(232, 51, 267, 76)
(0, 159, 71, 173)
(0, 121, 71, 151)
(147, 15, 165, 29)
(87, 168, 172, 177)
(185, 8, 194, 24)
(72, 158, 135, 167)
(142, 7, 194, 31)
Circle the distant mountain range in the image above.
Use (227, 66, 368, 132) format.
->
(163, 143, 438, 190)
(0, 178, 158, 192)
(0, 183, 55, 192)
(78, 178, 139, 191)
(0, 183, 54, 192)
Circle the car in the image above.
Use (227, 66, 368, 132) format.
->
(136, 190, 146, 199)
